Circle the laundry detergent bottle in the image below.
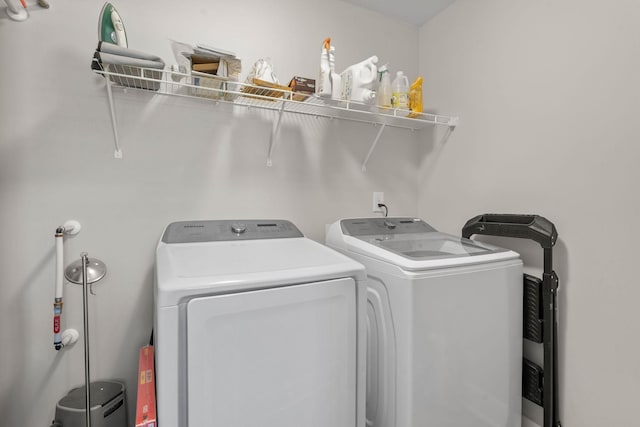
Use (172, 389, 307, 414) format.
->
(340, 55, 379, 103)
(391, 71, 410, 110)
(408, 76, 424, 118)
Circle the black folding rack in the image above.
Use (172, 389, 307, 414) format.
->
(462, 214, 561, 427)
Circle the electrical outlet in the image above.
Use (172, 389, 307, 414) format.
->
(372, 192, 384, 213)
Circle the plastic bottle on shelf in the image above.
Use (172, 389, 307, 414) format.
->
(317, 37, 334, 97)
(376, 64, 392, 109)
(391, 71, 409, 110)
(340, 55, 379, 103)
(408, 76, 423, 118)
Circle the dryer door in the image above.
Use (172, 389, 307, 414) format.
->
(186, 278, 357, 427)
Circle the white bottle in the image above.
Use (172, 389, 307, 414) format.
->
(340, 55, 379, 103)
(391, 71, 409, 110)
(377, 65, 392, 109)
(318, 38, 334, 97)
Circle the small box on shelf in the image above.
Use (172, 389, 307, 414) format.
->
(190, 71, 227, 99)
(242, 78, 292, 100)
(288, 76, 315, 101)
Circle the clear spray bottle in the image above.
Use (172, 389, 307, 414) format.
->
(377, 64, 392, 109)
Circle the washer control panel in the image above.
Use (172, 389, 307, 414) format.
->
(341, 217, 437, 236)
(162, 220, 303, 243)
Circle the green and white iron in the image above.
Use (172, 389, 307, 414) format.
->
(98, 2, 127, 47)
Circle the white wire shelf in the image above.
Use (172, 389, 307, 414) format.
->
(92, 62, 458, 167)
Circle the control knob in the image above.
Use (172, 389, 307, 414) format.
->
(231, 223, 247, 234)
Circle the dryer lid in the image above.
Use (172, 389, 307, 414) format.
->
(156, 220, 365, 307)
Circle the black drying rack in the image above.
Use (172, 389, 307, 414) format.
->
(462, 214, 561, 427)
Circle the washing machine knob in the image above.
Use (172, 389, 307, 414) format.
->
(231, 223, 247, 234)
(384, 220, 396, 229)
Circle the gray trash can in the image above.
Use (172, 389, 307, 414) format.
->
(54, 380, 127, 427)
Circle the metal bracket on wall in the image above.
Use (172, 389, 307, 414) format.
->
(105, 78, 123, 159)
(361, 118, 458, 172)
(267, 103, 286, 167)
(361, 123, 387, 172)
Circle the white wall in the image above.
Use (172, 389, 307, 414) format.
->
(419, 1, 640, 426)
(0, 1, 423, 425)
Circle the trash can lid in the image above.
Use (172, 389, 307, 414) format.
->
(58, 381, 124, 410)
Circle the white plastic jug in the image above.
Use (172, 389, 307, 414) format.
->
(340, 55, 379, 103)
(391, 71, 409, 110)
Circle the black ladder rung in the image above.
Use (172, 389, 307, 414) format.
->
(524, 274, 543, 343)
(523, 358, 544, 406)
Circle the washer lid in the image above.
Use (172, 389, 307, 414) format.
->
(330, 218, 519, 270)
(156, 220, 365, 307)
(361, 232, 501, 259)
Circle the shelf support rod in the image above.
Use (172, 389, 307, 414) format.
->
(105, 78, 123, 158)
(267, 102, 286, 167)
(361, 123, 386, 172)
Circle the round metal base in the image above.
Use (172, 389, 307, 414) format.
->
(65, 258, 107, 284)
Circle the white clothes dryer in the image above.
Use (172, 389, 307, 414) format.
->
(326, 217, 523, 427)
(155, 220, 367, 427)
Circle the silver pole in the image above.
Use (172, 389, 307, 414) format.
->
(81, 252, 92, 427)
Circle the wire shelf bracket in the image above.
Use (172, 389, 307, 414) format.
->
(105, 78, 123, 159)
(267, 102, 286, 167)
(361, 123, 386, 172)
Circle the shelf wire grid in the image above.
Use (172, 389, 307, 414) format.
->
(92, 62, 458, 130)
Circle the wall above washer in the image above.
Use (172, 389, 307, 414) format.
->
(340, 0, 457, 25)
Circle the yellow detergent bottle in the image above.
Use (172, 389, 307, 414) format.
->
(408, 76, 423, 118)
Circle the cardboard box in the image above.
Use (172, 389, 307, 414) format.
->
(289, 76, 315, 92)
(190, 71, 227, 99)
(192, 62, 219, 73)
(288, 76, 315, 101)
(135, 345, 157, 427)
(190, 54, 222, 75)
(243, 78, 291, 101)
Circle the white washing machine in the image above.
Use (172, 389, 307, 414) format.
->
(155, 219, 367, 427)
(326, 217, 523, 427)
